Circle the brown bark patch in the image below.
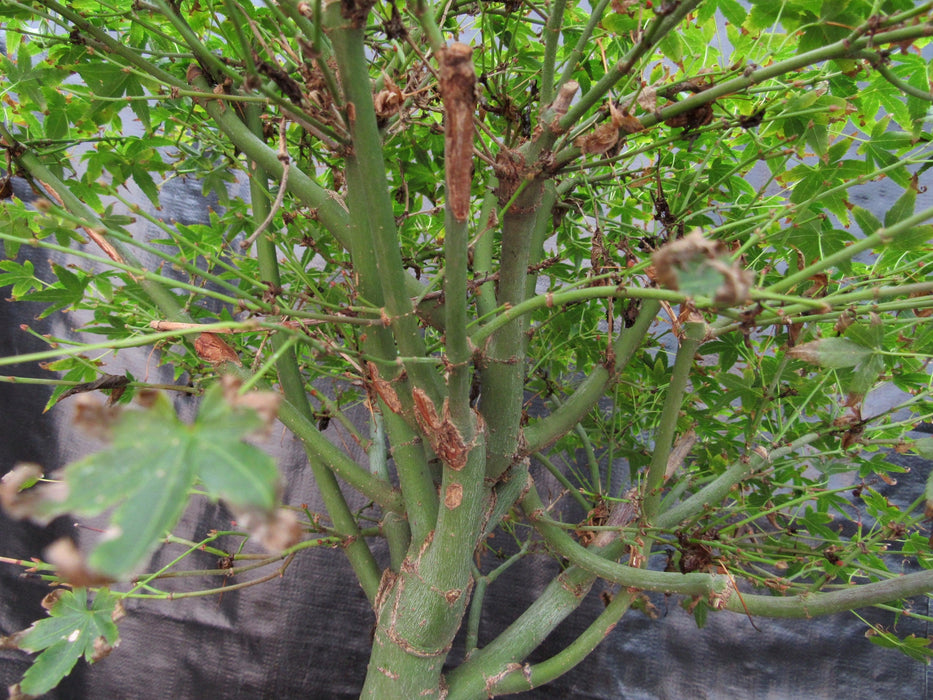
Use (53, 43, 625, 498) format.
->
(367, 361, 403, 414)
(438, 43, 477, 222)
(412, 388, 468, 470)
(444, 482, 463, 509)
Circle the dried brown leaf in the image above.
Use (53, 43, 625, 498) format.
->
(636, 86, 658, 113)
(609, 102, 643, 134)
(54, 373, 129, 409)
(44, 538, 113, 588)
(91, 635, 117, 663)
(0, 630, 28, 651)
(219, 375, 281, 429)
(40, 588, 66, 611)
(574, 122, 619, 154)
(72, 394, 121, 441)
(611, 0, 639, 13)
(651, 230, 753, 305)
(194, 333, 241, 367)
(374, 75, 403, 120)
(234, 507, 302, 553)
(7, 683, 35, 700)
(0, 463, 67, 521)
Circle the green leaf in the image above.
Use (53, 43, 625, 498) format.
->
(846, 352, 884, 397)
(866, 629, 933, 663)
(884, 186, 916, 228)
(925, 461, 933, 516)
(33, 387, 280, 578)
(0, 259, 38, 297)
(852, 206, 882, 236)
(788, 338, 875, 369)
(913, 437, 933, 461)
(20, 266, 90, 317)
(718, 0, 748, 26)
(18, 588, 120, 696)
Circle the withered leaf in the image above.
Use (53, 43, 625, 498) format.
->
(194, 332, 241, 366)
(232, 506, 302, 553)
(53, 373, 129, 408)
(609, 101, 643, 134)
(374, 75, 403, 120)
(219, 375, 281, 430)
(0, 463, 66, 521)
(611, 0, 639, 14)
(72, 393, 121, 442)
(651, 230, 753, 305)
(636, 86, 658, 113)
(91, 636, 115, 663)
(44, 538, 113, 587)
(575, 122, 619, 155)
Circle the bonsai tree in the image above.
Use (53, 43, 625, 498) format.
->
(2, 0, 933, 696)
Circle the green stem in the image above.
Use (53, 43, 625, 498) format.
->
(325, 16, 439, 544)
(327, 5, 442, 399)
(446, 481, 629, 697)
(383, 408, 438, 544)
(277, 398, 403, 515)
(766, 203, 933, 294)
(242, 106, 382, 601)
(538, 0, 567, 106)
(523, 298, 661, 453)
(533, 451, 591, 511)
(657, 433, 821, 530)
(472, 179, 501, 321)
(445, 560, 605, 698)
(554, 0, 612, 93)
(480, 178, 549, 479)
(642, 320, 705, 521)
(476, 589, 635, 698)
(464, 541, 529, 657)
(189, 75, 352, 246)
(471, 287, 674, 347)
(413, 0, 445, 52)
(445, 210, 473, 422)
(553, 0, 704, 138)
(149, 0, 239, 84)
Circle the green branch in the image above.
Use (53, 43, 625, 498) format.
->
(326, 4, 442, 399)
(242, 105, 382, 601)
(523, 298, 661, 453)
(642, 320, 704, 521)
(538, 0, 567, 107)
(189, 75, 352, 246)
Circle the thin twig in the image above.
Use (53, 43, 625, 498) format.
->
(242, 118, 290, 249)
